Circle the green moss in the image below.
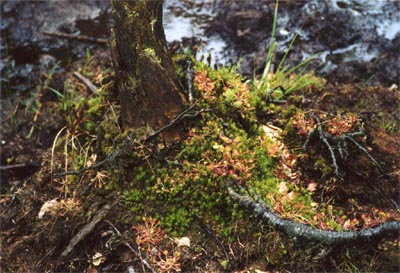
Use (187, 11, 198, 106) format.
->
(314, 156, 334, 177)
(172, 54, 187, 80)
(143, 47, 161, 65)
(117, 56, 335, 243)
(281, 105, 300, 120)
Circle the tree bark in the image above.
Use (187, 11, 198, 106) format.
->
(110, 0, 185, 134)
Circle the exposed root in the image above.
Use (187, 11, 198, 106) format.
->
(228, 183, 400, 245)
(54, 103, 213, 178)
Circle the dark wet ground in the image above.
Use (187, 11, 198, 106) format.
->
(2, 0, 398, 178)
(1, 0, 110, 95)
(1, 0, 399, 97)
(207, 0, 400, 85)
(1, 1, 399, 272)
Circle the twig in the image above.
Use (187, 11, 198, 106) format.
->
(0, 162, 38, 171)
(194, 214, 229, 261)
(106, 221, 156, 273)
(35, 246, 56, 269)
(303, 127, 315, 150)
(370, 175, 399, 212)
(73, 71, 99, 95)
(54, 158, 108, 178)
(303, 114, 391, 182)
(313, 114, 340, 178)
(141, 101, 213, 142)
(42, 31, 108, 44)
(343, 135, 388, 176)
(54, 103, 213, 178)
(61, 201, 117, 257)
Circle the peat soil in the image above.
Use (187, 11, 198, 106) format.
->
(1, 1, 399, 272)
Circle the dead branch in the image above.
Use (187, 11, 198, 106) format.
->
(0, 162, 38, 171)
(106, 221, 156, 273)
(42, 31, 108, 44)
(73, 71, 99, 95)
(227, 184, 400, 245)
(54, 103, 213, 178)
(313, 114, 341, 177)
(303, 114, 390, 179)
(61, 201, 117, 257)
(194, 214, 229, 261)
(343, 135, 388, 176)
(140, 101, 213, 142)
(54, 157, 108, 178)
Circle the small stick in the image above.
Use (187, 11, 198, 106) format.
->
(140, 102, 213, 142)
(61, 202, 116, 257)
(0, 163, 36, 171)
(42, 31, 107, 44)
(55, 104, 213, 178)
(54, 158, 108, 178)
(73, 71, 99, 95)
(344, 135, 388, 176)
(106, 221, 156, 273)
(35, 246, 56, 269)
(194, 214, 230, 261)
(313, 114, 340, 178)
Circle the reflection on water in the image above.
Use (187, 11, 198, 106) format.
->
(164, 0, 229, 65)
(164, 0, 399, 83)
(331, 0, 400, 40)
(1, 0, 398, 95)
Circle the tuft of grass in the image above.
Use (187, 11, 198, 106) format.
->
(253, 0, 325, 101)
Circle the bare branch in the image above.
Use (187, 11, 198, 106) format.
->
(228, 184, 400, 245)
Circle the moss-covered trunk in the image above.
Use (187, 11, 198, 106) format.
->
(110, 0, 185, 134)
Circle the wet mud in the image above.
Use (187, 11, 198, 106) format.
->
(206, 0, 400, 85)
(1, 0, 110, 95)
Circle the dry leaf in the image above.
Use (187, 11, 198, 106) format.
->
(307, 182, 318, 192)
(277, 182, 288, 195)
(38, 199, 62, 219)
(174, 237, 190, 247)
(288, 191, 296, 200)
(91, 252, 106, 266)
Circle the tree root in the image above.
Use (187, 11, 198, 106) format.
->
(54, 103, 213, 178)
(227, 184, 400, 245)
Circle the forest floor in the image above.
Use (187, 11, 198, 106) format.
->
(1, 45, 399, 272)
(1, 1, 400, 272)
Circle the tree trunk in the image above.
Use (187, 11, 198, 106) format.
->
(110, 0, 185, 136)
